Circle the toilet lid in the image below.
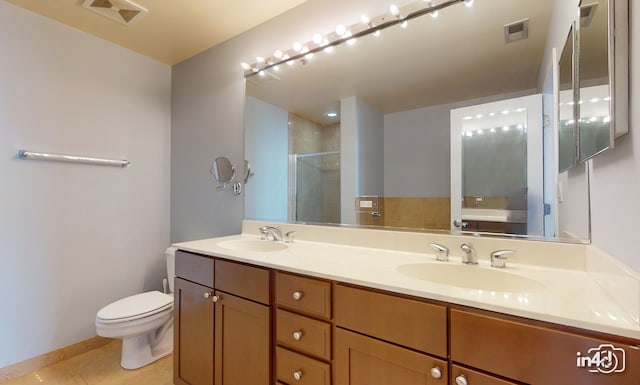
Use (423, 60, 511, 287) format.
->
(97, 291, 173, 322)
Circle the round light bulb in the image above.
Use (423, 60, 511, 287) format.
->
(401, 20, 408, 28)
(240, 62, 250, 70)
(324, 46, 334, 53)
(373, 30, 381, 37)
(256, 56, 265, 63)
(312, 33, 323, 45)
(274, 50, 283, 59)
(336, 24, 347, 36)
(390, 4, 400, 16)
(360, 15, 370, 24)
(464, 0, 474, 7)
(292, 42, 303, 52)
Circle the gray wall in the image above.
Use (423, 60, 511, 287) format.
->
(0, 1, 171, 367)
(244, 96, 288, 221)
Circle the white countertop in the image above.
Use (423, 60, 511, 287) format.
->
(173, 234, 640, 340)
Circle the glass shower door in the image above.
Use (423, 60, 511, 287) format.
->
(291, 152, 341, 224)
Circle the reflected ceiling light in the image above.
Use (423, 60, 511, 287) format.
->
(501, 110, 509, 115)
(240, 62, 251, 70)
(489, 112, 496, 117)
(475, 114, 483, 118)
(256, 56, 265, 63)
(326, 112, 338, 118)
(312, 34, 323, 45)
(463, 116, 472, 120)
(503, 126, 510, 131)
(426, 1, 439, 18)
(258, 71, 266, 77)
(477, 129, 484, 135)
(373, 30, 381, 37)
(324, 45, 334, 53)
(516, 107, 526, 112)
(604, 96, 611, 101)
(360, 15, 370, 24)
(292, 42, 303, 52)
(590, 97, 600, 103)
(465, 131, 473, 137)
(274, 50, 284, 59)
(273, 65, 280, 71)
(589, 116, 598, 122)
(517, 124, 524, 129)
(603, 116, 611, 123)
(464, 0, 474, 7)
(401, 20, 409, 28)
(336, 24, 347, 36)
(390, 4, 400, 16)
(490, 128, 496, 133)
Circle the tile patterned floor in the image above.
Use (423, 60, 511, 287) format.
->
(3, 341, 172, 385)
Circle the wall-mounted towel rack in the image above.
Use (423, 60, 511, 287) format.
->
(18, 150, 130, 167)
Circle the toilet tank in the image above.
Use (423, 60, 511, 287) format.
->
(165, 247, 177, 293)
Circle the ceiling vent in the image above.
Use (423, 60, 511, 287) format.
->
(504, 19, 529, 43)
(580, 3, 599, 28)
(81, 0, 148, 26)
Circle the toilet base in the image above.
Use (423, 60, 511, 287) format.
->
(121, 323, 173, 370)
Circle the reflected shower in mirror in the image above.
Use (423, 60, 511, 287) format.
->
(244, 0, 594, 242)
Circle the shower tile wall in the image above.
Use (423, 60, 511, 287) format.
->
(288, 113, 340, 154)
(289, 113, 341, 223)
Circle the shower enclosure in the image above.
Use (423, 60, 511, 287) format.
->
(289, 151, 341, 224)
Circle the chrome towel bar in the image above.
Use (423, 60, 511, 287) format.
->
(18, 150, 130, 167)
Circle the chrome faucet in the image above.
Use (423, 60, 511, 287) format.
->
(259, 226, 283, 241)
(460, 242, 478, 265)
(429, 243, 449, 262)
(490, 250, 515, 268)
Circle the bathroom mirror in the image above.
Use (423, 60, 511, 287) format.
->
(244, 0, 611, 243)
(558, 25, 577, 172)
(211, 157, 235, 184)
(577, 0, 629, 163)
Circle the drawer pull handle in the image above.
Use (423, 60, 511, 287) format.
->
(430, 367, 442, 379)
(455, 375, 468, 385)
(292, 291, 303, 301)
(292, 330, 303, 341)
(293, 370, 303, 381)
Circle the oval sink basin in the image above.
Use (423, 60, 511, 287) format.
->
(217, 239, 288, 253)
(397, 263, 545, 293)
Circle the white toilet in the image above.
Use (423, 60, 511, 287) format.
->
(95, 247, 176, 369)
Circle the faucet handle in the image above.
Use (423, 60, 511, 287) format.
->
(429, 243, 449, 262)
(490, 250, 515, 268)
(285, 231, 296, 244)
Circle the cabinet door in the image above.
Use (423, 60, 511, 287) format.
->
(335, 328, 447, 385)
(214, 291, 271, 385)
(174, 277, 214, 385)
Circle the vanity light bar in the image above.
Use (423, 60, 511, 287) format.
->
(242, 0, 470, 78)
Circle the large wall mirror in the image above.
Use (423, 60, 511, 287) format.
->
(243, 0, 628, 243)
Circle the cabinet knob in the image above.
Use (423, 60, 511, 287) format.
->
(203, 292, 213, 299)
(430, 367, 442, 379)
(293, 370, 303, 381)
(211, 295, 220, 303)
(292, 291, 303, 301)
(455, 375, 468, 385)
(292, 330, 303, 341)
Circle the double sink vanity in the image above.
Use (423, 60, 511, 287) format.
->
(172, 220, 640, 385)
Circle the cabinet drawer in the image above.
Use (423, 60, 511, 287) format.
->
(450, 309, 640, 385)
(450, 365, 519, 385)
(215, 259, 270, 305)
(276, 346, 331, 385)
(277, 309, 331, 361)
(334, 284, 447, 357)
(335, 327, 447, 385)
(276, 272, 331, 319)
(175, 250, 214, 287)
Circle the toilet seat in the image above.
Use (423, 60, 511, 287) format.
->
(97, 291, 173, 324)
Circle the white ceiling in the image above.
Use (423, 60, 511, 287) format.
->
(3, 0, 310, 65)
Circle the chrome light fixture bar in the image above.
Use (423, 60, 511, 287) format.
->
(243, 0, 471, 77)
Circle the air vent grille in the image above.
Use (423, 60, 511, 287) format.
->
(504, 19, 529, 43)
(81, 0, 148, 26)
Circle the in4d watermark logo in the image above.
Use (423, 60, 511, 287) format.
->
(576, 344, 626, 374)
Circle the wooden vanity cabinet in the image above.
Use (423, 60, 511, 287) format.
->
(174, 251, 271, 385)
(450, 308, 640, 385)
(274, 272, 333, 385)
(334, 284, 448, 385)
